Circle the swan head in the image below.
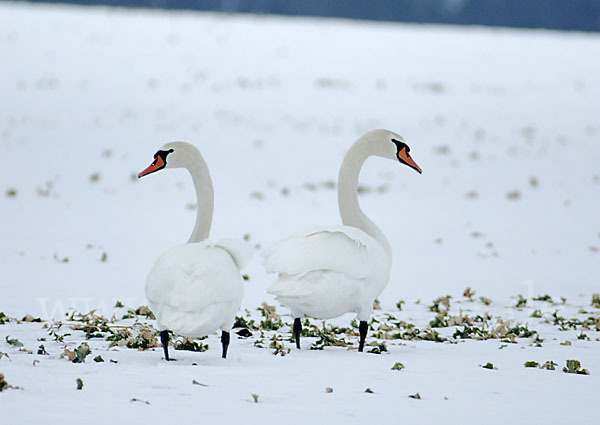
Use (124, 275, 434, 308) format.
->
(364, 129, 422, 174)
(137, 141, 199, 178)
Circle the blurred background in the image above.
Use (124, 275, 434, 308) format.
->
(4, 0, 600, 31)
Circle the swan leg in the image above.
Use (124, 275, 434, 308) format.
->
(221, 331, 230, 359)
(358, 321, 368, 352)
(160, 330, 173, 361)
(293, 318, 302, 349)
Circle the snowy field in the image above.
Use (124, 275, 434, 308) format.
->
(1, 2, 599, 423)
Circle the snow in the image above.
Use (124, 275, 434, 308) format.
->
(0, 2, 599, 424)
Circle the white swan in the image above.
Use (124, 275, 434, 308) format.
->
(138, 142, 250, 360)
(263, 129, 422, 351)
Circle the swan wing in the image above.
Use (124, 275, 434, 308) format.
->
(263, 225, 379, 280)
(146, 242, 243, 314)
(214, 238, 253, 269)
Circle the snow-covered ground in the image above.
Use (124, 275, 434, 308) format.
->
(1, 2, 599, 424)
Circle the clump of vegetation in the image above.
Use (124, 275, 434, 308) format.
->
(408, 392, 421, 399)
(592, 294, 600, 309)
(463, 287, 475, 299)
(515, 295, 528, 308)
(94, 355, 104, 362)
(76, 378, 84, 390)
(540, 361, 557, 370)
(257, 303, 283, 331)
(533, 295, 553, 303)
(174, 338, 208, 352)
(391, 362, 405, 371)
(481, 362, 496, 370)
(367, 342, 387, 354)
(524, 361, 539, 368)
(5, 336, 23, 347)
(0, 374, 9, 391)
(0, 312, 12, 325)
(429, 295, 451, 313)
(269, 334, 290, 356)
(37, 345, 48, 355)
(563, 360, 590, 375)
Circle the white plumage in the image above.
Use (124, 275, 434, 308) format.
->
(138, 142, 250, 359)
(263, 129, 422, 351)
(146, 240, 248, 337)
(264, 226, 390, 320)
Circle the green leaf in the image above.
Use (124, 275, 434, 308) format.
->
(73, 343, 91, 363)
(93, 355, 104, 363)
(76, 378, 84, 390)
(391, 362, 405, 371)
(524, 361, 539, 368)
(481, 362, 495, 370)
(5, 336, 23, 347)
(37, 345, 48, 355)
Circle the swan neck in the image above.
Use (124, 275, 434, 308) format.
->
(337, 138, 392, 257)
(186, 153, 214, 243)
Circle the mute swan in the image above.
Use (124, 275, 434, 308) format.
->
(263, 129, 421, 352)
(138, 142, 250, 360)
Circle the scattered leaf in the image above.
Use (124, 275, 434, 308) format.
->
(76, 378, 84, 390)
(409, 392, 421, 399)
(391, 362, 405, 371)
(563, 359, 590, 375)
(364, 388, 374, 394)
(94, 355, 104, 362)
(5, 336, 24, 347)
(251, 393, 259, 403)
(325, 387, 333, 393)
(192, 379, 209, 387)
(524, 361, 539, 368)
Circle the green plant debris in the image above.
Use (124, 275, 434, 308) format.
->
(530, 309, 543, 318)
(515, 295, 528, 308)
(0, 312, 11, 325)
(540, 361, 557, 370)
(463, 287, 475, 299)
(325, 387, 333, 393)
(93, 355, 104, 362)
(479, 296, 492, 306)
(76, 378, 84, 390)
(368, 342, 387, 354)
(481, 362, 496, 370)
(37, 345, 48, 355)
(242, 274, 249, 281)
(364, 388, 374, 394)
(524, 361, 539, 368)
(134, 306, 155, 319)
(409, 392, 421, 399)
(251, 393, 259, 403)
(5, 336, 24, 347)
(5, 188, 17, 197)
(563, 359, 590, 375)
(533, 295, 553, 303)
(269, 334, 290, 356)
(373, 299, 381, 310)
(391, 362, 405, 371)
(0, 374, 8, 391)
(114, 301, 124, 308)
(192, 380, 209, 387)
(73, 343, 92, 363)
(174, 338, 208, 352)
(592, 294, 600, 308)
(396, 300, 405, 311)
(100, 252, 108, 262)
(429, 295, 451, 313)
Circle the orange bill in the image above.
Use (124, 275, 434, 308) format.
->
(138, 156, 165, 178)
(398, 149, 422, 174)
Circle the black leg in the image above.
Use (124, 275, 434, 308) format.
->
(221, 331, 230, 359)
(358, 321, 368, 352)
(160, 330, 171, 361)
(293, 318, 302, 349)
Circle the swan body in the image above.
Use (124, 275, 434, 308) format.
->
(138, 142, 250, 359)
(146, 239, 249, 337)
(264, 226, 390, 321)
(263, 129, 422, 351)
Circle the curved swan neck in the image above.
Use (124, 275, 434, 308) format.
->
(185, 151, 214, 243)
(337, 136, 392, 257)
